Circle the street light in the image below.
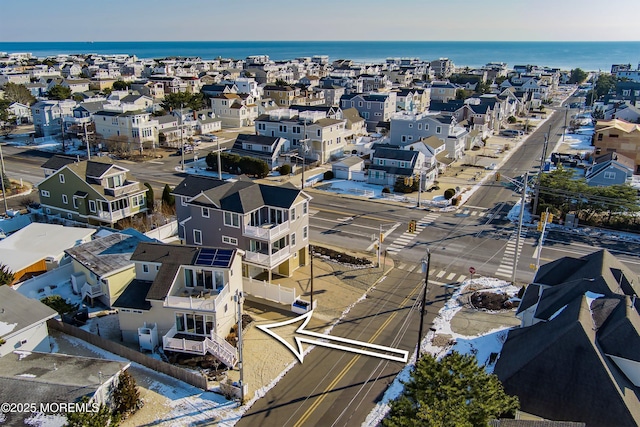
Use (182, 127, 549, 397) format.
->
(416, 249, 431, 361)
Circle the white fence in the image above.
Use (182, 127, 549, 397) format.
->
(243, 277, 297, 305)
(14, 263, 74, 299)
(144, 220, 178, 241)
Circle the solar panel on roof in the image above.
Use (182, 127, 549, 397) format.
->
(195, 248, 234, 268)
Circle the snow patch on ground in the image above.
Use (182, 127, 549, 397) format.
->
(363, 277, 518, 427)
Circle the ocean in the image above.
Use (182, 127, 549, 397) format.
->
(0, 41, 638, 71)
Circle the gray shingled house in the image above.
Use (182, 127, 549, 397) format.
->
(495, 250, 640, 426)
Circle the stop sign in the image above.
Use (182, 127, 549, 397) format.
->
(469, 266, 476, 275)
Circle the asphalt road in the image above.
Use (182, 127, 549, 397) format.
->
(238, 267, 445, 427)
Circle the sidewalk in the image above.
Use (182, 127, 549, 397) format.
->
(225, 251, 394, 399)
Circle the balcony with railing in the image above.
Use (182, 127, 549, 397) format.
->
(163, 285, 228, 312)
(162, 325, 238, 367)
(244, 246, 290, 268)
(104, 181, 141, 197)
(243, 221, 290, 241)
(97, 207, 132, 222)
(81, 283, 104, 301)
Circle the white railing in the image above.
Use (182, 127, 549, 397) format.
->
(244, 246, 290, 268)
(164, 294, 216, 311)
(243, 277, 297, 305)
(97, 207, 131, 221)
(162, 325, 238, 367)
(81, 283, 104, 300)
(243, 221, 290, 240)
(204, 332, 238, 367)
(163, 326, 204, 354)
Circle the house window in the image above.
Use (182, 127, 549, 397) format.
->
(409, 124, 413, 128)
(181, 196, 187, 206)
(193, 229, 202, 245)
(73, 197, 78, 208)
(224, 211, 240, 227)
(597, 133, 603, 141)
(222, 235, 238, 245)
(290, 207, 296, 220)
(40, 190, 50, 197)
(436, 126, 441, 134)
(303, 202, 308, 214)
(143, 264, 149, 273)
(67, 213, 73, 219)
(303, 226, 308, 239)
(291, 233, 296, 246)
(59, 174, 65, 183)
(604, 171, 616, 179)
(418, 124, 422, 130)
(89, 200, 96, 212)
(62, 194, 68, 204)
(610, 134, 619, 138)
(317, 129, 321, 137)
(202, 207, 209, 218)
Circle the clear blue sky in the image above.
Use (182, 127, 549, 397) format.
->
(2, 0, 639, 42)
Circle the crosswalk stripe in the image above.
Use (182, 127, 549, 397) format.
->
(386, 247, 400, 252)
(397, 263, 406, 270)
(436, 270, 446, 278)
(446, 272, 456, 280)
(495, 270, 512, 277)
(470, 211, 477, 216)
(457, 274, 467, 282)
(478, 212, 486, 217)
(406, 265, 416, 272)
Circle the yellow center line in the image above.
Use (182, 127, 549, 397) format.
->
(292, 280, 423, 427)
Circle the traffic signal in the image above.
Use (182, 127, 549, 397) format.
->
(408, 220, 417, 233)
(537, 212, 547, 231)
(380, 232, 384, 243)
(495, 172, 501, 181)
(404, 177, 410, 186)
(546, 213, 554, 223)
(537, 220, 544, 232)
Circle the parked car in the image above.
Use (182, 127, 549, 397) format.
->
(200, 134, 218, 142)
(486, 163, 497, 170)
(500, 129, 523, 137)
(176, 145, 194, 155)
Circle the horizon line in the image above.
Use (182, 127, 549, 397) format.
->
(2, 40, 640, 43)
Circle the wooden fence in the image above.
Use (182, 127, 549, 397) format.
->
(48, 319, 208, 390)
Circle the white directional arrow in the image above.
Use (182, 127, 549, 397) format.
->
(256, 310, 408, 364)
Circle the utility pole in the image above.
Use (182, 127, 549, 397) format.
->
(309, 245, 314, 309)
(235, 290, 245, 403)
(512, 172, 528, 285)
(0, 143, 8, 215)
(217, 138, 222, 179)
(416, 169, 422, 208)
(83, 122, 91, 159)
(532, 132, 549, 216)
(377, 224, 382, 268)
(416, 249, 431, 361)
(562, 105, 569, 142)
(180, 104, 185, 171)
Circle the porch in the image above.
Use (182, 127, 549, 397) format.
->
(162, 326, 238, 368)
